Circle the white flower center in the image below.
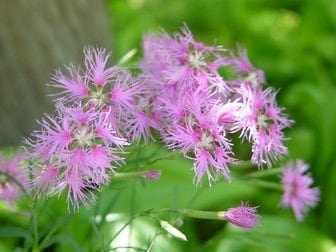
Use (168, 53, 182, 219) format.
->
(74, 126, 94, 147)
(198, 132, 215, 151)
(188, 51, 207, 69)
(245, 72, 259, 88)
(257, 113, 269, 130)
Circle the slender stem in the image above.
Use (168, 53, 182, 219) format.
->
(112, 169, 161, 181)
(229, 160, 255, 170)
(112, 171, 145, 180)
(112, 171, 148, 180)
(31, 203, 40, 252)
(128, 182, 137, 249)
(153, 208, 225, 221)
(179, 209, 225, 220)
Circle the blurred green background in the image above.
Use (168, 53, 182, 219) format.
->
(1, 0, 336, 251)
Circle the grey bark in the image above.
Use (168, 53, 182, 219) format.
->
(0, 0, 112, 146)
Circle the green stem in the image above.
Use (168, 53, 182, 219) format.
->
(154, 208, 225, 221)
(179, 209, 225, 221)
(112, 171, 152, 180)
(229, 160, 255, 170)
(31, 204, 40, 252)
(113, 171, 145, 180)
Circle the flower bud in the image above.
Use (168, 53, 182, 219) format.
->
(160, 220, 188, 241)
(223, 203, 259, 229)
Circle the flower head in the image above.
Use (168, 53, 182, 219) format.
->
(51, 47, 141, 130)
(162, 93, 236, 184)
(235, 85, 293, 167)
(224, 202, 259, 229)
(26, 104, 129, 210)
(280, 160, 320, 221)
(139, 25, 229, 95)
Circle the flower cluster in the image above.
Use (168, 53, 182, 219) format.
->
(25, 48, 150, 210)
(139, 25, 292, 183)
(25, 47, 168, 210)
(16, 24, 318, 219)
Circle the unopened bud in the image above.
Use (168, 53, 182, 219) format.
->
(160, 220, 187, 241)
(223, 203, 259, 229)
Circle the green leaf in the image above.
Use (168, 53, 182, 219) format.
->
(0, 227, 32, 242)
(40, 234, 84, 252)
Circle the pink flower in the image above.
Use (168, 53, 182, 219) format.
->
(139, 25, 229, 95)
(235, 85, 293, 167)
(26, 104, 129, 210)
(224, 203, 259, 229)
(0, 153, 29, 206)
(162, 93, 235, 183)
(280, 160, 320, 221)
(51, 47, 140, 124)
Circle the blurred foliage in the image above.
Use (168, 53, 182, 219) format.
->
(1, 0, 336, 251)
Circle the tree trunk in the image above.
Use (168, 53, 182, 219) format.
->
(0, 0, 112, 146)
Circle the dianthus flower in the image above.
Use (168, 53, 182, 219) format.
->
(224, 202, 260, 229)
(51, 47, 159, 142)
(234, 85, 293, 167)
(26, 104, 129, 210)
(280, 160, 320, 221)
(162, 92, 236, 183)
(0, 153, 29, 206)
(51, 47, 123, 105)
(139, 25, 230, 96)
